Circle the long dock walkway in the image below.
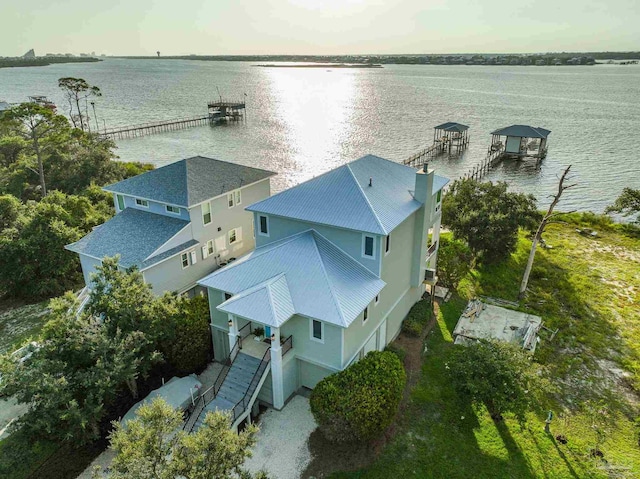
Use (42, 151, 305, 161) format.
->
(99, 115, 209, 140)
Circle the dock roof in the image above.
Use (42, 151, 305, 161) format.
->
(248, 154, 447, 235)
(65, 208, 191, 269)
(491, 125, 551, 139)
(198, 230, 385, 328)
(104, 156, 276, 208)
(434, 122, 469, 133)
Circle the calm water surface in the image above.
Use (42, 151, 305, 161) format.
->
(1, 59, 639, 213)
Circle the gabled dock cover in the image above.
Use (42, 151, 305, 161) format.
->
(434, 122, 469, 133)
(104, 156, 276, 208)
(491, 125, 551, 139)
(198, 230, 385, 328)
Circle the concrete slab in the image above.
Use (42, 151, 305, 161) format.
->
(244, 395, 317, 479)
(453, 300, 542, 352)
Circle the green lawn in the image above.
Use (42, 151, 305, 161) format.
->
(333, 218, 640, 479)
(0, 300, 50, 354)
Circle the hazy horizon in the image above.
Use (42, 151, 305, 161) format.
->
(2, 0, 639, 57)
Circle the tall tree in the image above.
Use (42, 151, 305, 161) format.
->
(519, 165, 575, 299)
(606, 187, 640, 224)
(442, 179, 541, 262)
(58, 77, 102, 131)
(0, 294, 152, 443)
(2, 103, 69, 197)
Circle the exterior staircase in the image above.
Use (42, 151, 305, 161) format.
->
(186, 349, 271, 432)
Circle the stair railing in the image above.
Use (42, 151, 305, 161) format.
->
(231, 347, 271, 424)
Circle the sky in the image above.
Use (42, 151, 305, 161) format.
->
(2, 0, 639, 56)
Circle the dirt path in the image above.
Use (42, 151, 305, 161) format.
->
(302, 302, 439, 478)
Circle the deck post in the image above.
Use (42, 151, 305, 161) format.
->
(270, 327, 284, 410)
(228, 314, 238, 352)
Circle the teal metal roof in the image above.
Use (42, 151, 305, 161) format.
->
(218, 274, 295, 327)
(198, 230, 385, 328)
(104, 156, 276, 208)
(491, 125, 551, 139)
(247, 154, 429, 235)
(65, 208, 190, 269)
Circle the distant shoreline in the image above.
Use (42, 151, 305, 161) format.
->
(0, 57, 101, 69)
(253, 63, 383, 69)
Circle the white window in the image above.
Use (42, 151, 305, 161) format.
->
(135, 198, 149, 208)
(229, 228, 242, 245)
(385, 235, 390, 255)
(227, 193, 234, 208)
(363, 306, 369, 323)
(311, 319, 324, 343)
(181, 253, 189, 269)
(235, 190, 242, 205)
(258, 215, 269, 236)
(116, 194, 125, 211)
(190, 251, 197, 265)
(165, 205, 180, 215)
(202, 202, 211, 225)
(202, 240, 215, 259)
(362, 235, 375, 258)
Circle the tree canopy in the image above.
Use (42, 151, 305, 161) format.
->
(100, 397, 266, 479)
(606, 188, 640, 224)
(446, 340, 552, 422)
(0, 293, 153, 443)
(442, 179, 541, 262)
(58, 77, 101, 131)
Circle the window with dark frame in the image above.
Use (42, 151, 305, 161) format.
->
(259, 215, 268, 235)
(364, 236, 374, 257)
(312, 320, 322, 340)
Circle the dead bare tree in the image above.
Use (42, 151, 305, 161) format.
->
(519, 165, 576, 299)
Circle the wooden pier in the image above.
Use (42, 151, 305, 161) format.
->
(404, 122, 469, 168)
(100, 115, 209, 140)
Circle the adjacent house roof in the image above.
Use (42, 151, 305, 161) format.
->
(491, 125, 551, 139)
(104, 156, 276, 208)
(248, 154, 437, 235)
(434, 122, 469, 133)
(198, 230, 386, 328)
(65, 208, 190, 269)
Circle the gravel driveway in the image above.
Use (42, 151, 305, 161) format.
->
(244, 395, 317, 479)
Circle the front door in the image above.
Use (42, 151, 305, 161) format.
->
(265, 326, 271, 339)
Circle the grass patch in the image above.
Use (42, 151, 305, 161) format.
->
(401, 299, 433, 337)
(332, 217, 640, 478)
(0, 299, 50, 354)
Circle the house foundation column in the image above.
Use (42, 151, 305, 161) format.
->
(270, 327, 284, 410)
(228, 314, 238, 352)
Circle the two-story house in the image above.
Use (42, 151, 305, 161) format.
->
(65, 156, 276, 296)
(195, 155, 447, 421)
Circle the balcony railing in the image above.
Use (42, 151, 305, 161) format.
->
(426, 241, 438, 258)
(281, 335, 293, 356)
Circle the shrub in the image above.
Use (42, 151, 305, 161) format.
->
(310, 351, 406, 443)
(402, 299, 432, 337)
(385, 343, 406, 363)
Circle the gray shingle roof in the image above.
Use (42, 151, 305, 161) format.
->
(65, 208, 190, 269)
(491, 125, 551, 139)
(198, 230, 385, 328)
(103, 156, 276, 208)
(247, 154, 437, 235)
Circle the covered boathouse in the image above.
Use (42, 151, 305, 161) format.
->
(490, 124, 551, 159)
